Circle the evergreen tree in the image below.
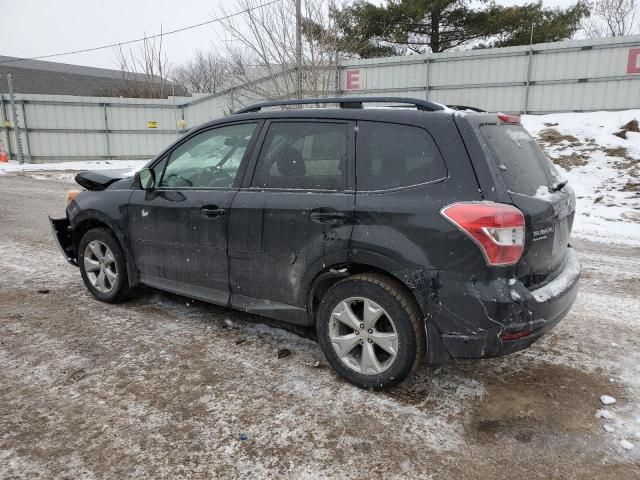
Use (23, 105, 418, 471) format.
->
(330, 0, 590, 57)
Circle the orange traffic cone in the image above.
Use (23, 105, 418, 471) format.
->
(0, 142, 8, 163)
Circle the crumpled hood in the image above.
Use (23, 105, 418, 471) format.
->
(75, 169, 133, 191)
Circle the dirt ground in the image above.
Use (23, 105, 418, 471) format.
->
(1, 173, 639, 479)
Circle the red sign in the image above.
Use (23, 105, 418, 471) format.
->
(627, 48, 640, 74)
(345, 69, 361, 90)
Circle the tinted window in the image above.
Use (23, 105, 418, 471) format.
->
(252, 122, 348, 190)
(356, 122, 446, 190)
(160, 123, 256, 188)
(481, 125, 560, 196)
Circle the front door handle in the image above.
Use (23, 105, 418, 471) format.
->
(310, 208, 346, 224)
(200, 206, 226, 219)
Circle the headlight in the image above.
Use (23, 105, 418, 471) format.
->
(66, 190, 81, 203)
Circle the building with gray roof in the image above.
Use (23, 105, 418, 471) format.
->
(0, 56, 186, 97)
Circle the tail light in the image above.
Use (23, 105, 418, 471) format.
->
(497, 113, 521, 124)
(441, 202, 525, 266)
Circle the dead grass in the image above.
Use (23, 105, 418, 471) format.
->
(537, 128, 579, 144)
(622, 181, 640, 192)
(603, 146, 629, 158)
(622, 119, 640, 132)
(613, 119, 639, 139)
(552, 154, 588, 170)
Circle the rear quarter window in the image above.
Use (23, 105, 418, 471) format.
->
(356, 121, 447, 191)
(481, 124, 559, 196)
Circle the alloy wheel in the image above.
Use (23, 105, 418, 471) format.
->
(328, 297, 399, 375)
(83, 240, 118, 293)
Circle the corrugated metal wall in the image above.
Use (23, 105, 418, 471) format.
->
(1, 35, 638, 163)
(0, 95, 190, 162)
(337, 35, 640, 113)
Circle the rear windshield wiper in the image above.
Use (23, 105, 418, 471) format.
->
(550, 179, 568, 192)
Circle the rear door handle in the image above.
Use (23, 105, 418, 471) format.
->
(310, 208, 346, 224)
(200, 206, 226, 218)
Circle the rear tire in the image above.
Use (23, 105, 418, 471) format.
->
(316, 273, 425, 390)
(78, 228, 130, 303)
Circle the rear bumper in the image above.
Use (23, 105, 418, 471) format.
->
(49, 216, 77, 266)
(433, 248, 581, 359)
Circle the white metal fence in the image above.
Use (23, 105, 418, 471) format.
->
(2, 34, 639, 163)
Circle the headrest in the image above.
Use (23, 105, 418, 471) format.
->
(276, 146, 305, 177)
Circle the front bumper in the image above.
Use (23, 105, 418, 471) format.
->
(433, 248, 581, 359)
(49, 216, 77, 266)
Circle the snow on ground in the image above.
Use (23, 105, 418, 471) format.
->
(522, 110, 640, 246)
(0, 159, 148, 179)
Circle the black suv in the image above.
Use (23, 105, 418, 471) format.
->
(51, 97, 581, 390)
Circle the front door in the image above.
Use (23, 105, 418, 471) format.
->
(127, 122, 259, 305)
(228, 120, 356, 324)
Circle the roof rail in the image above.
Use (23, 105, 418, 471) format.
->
(447, 105, 486, 112)
(233, 97, 446, 114)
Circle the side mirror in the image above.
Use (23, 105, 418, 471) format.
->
(137, 168, 155, 191)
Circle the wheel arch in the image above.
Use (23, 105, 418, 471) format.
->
(307, 262, 426, 325)
(72, 212, 138, 287)
(308, 262, 450, 365)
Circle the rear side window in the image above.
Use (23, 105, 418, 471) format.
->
(481, 125, 559, 196)
(252, 122, 348, 190)
(356, 122, 446, 191)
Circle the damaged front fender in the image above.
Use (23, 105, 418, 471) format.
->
(49, 216, 77, 266)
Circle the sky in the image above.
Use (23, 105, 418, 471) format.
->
(2, 0, 580, 70)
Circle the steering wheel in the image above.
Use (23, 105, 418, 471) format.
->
(200, 166, 233, 186)
(163, 173, 193, 187)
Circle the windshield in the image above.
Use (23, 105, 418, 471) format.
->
(481, 124, 561, 197)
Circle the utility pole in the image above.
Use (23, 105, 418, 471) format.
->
(7, 74, 24, 164)
(523, 23, 534, 115)
(295, 0, 303, 99)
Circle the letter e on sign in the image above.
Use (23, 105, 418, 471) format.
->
(627, 48, 640, 74)
(345, 69, 364, 91)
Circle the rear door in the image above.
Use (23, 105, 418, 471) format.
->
(479, 122, 575, 287)
(228, 119, 355, 324)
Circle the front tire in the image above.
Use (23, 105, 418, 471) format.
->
(316, 273, 425, 390)
(78, 228, 129, 303)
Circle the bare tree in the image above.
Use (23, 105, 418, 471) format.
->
(217, 0, 344, 106)
(584, 0, 639, 38)
(97, 29, 174, 98)
(172, 50, 230, 94)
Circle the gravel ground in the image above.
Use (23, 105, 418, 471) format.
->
(1, 173, 639, 479)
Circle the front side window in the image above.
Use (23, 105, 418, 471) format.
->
(160, 123, 257, 188)
(356, 122, 447, 191)
(251, 122, 348, 190)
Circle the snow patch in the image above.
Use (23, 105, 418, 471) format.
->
(621, 439, 634, 450)
(595, 409, 615, 419)
(0, 159, 148, 179)
(600, 395, 617, 405)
